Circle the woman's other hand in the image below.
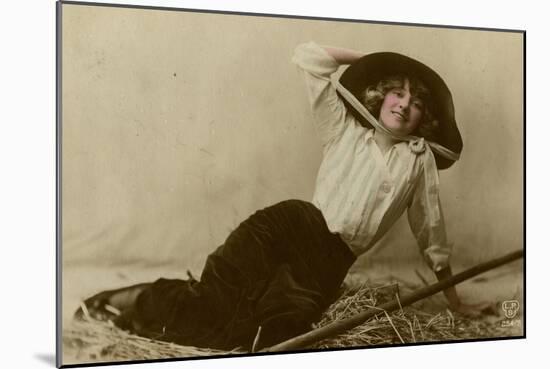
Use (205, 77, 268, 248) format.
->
(449, 301, 499, 318)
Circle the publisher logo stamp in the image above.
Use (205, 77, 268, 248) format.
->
(502, 300, 520, 319)
(500, 300, 521, 328)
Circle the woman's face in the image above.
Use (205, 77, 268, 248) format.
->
(378, 79, 424, 136)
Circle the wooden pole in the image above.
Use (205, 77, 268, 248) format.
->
(262, 249, 523, 352)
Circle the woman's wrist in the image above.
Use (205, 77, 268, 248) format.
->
(434, 266, 462, 307)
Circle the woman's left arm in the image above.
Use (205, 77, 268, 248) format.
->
(408, 161, 494, 317)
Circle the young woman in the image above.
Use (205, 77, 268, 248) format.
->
(76, 41, 488, 351)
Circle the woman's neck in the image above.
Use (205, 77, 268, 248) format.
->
(373, 129, 399, 155)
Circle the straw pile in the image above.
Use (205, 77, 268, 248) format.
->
(63, 319, 238, 364)
(310, 275, 519, 349)
(63, 276, 520, 364)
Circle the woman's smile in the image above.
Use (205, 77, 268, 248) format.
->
(391, 110, 408, 121)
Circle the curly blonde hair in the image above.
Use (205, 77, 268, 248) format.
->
(362, 75, 439, 141)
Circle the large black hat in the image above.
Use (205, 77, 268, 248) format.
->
(339, 52, 463, 170)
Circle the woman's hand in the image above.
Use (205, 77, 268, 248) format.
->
(434, 266, 499, 319)
(448, 301, 499, 318)
(322, 46, 365, 65)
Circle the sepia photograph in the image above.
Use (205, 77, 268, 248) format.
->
(57, 1, 524, 367)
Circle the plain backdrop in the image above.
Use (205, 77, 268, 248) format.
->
(60, 4, 522, 272)
(0, 0, 547, 369)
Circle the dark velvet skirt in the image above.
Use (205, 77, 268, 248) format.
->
(128, 199, 356, 350)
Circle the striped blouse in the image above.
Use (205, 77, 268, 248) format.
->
(292, 41, 451, 272)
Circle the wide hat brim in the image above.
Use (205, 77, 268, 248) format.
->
(339, 52, 463, 170)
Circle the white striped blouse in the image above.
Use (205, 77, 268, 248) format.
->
(292, 41, 451, 272)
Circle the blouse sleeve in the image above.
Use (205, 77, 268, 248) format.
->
(407, 163, 452, 272)
(291, 41, 349, 147)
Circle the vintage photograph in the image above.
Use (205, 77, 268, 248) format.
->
(58, 1, 524, 366)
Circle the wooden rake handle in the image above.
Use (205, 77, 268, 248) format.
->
(262, 249, 524, 352)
